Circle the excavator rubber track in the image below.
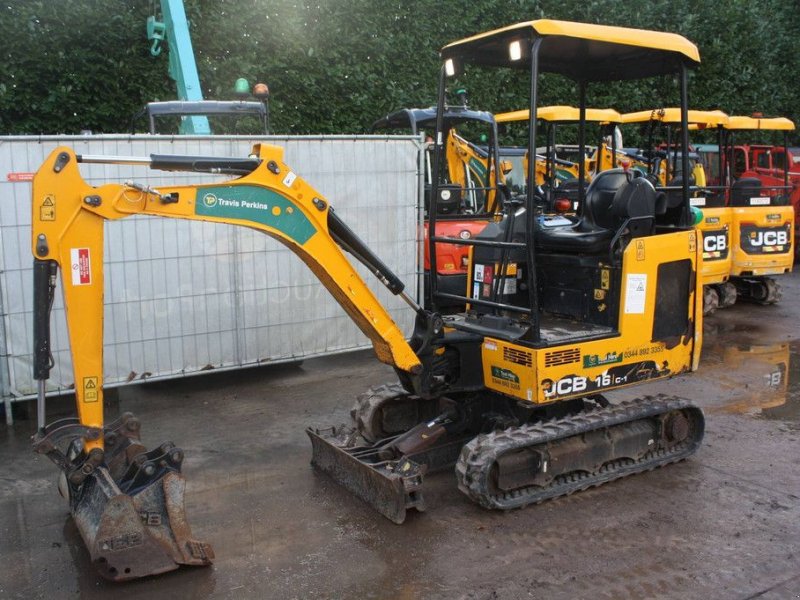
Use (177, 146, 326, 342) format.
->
(456, 394, 704, 510)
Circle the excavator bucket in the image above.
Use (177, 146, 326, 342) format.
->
(32, 413, 212, 581)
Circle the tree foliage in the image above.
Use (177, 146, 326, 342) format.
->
(1, 0, 798, 141)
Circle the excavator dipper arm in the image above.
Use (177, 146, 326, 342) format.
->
(30, 144, 425, 580)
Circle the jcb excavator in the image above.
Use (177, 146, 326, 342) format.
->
(31, 20, 705, 582)
(718, 116, 795, 304)
(495, 105, 623, 213)
(370, 102, 504, 310)
(621, 108, 733, 314)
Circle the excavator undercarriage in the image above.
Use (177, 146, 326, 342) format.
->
(310, 385, 704, 523)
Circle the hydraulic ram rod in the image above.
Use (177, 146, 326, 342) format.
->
(77, 154, 261, 175)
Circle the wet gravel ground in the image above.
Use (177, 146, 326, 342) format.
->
(3, 273, 800, 599)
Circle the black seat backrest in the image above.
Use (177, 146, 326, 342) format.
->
(556, 178, 584, 200)
(612, 177, 657, 237)
(665, 175, 695, 208)
(583, 169, 630, 229)
(730, 177, 762, 207)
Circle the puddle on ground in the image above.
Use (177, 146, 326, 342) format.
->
(701, 338, 800, 424)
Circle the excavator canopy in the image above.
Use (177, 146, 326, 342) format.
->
(621, 109, 729, 125)
(496, 106, 622, 124)
(724, 116, 795, 131)
(440, 19, 700, 80)
(370, 106, 495, 134)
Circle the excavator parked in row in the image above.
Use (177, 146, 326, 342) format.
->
(495, 106, 623, 214)
(695, 115, 796, 304)
(370, 100, 504, 310)
(31, 20, 705, 582)
(621, 109, 734, 314)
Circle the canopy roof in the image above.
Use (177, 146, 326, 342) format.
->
(370, 106, 495, 134)
(621, 108, 729, 125)
(724, 116, 795, 131)
(441, 20, 700, 81)
(496, 106, 622, 123)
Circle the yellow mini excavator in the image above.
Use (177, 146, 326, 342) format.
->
(31, 20, 705, 582)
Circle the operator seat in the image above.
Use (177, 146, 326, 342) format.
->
(535, 168, 652, 253)
(659, 174, 694, 225)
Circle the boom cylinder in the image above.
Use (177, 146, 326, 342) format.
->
(32, 259, 57, 429)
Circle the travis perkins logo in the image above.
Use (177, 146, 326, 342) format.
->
(583, 351, 623, 368)
(491, 366, 520, 389)
(202, 192, 270, 212)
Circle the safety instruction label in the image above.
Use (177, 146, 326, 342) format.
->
(624, 273, 647, 314)
(40, 195, 55, 221)
(83, 376, 99, 402)
(70, 248, 92, 286)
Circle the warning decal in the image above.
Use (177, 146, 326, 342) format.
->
(70, 248, 92, 286)
(83, 376, 99, 402)
(7, 172, 35, 182)
(40, 195, 55, 221)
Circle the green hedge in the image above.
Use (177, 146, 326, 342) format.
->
(1, 0, 798, 141)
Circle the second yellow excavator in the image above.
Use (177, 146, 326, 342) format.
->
(31, 20, 706, 582)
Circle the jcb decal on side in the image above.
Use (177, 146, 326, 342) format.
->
(702, 229, 729, 260)
(70, 248, 92, 286)
(541, 360, 671, 400)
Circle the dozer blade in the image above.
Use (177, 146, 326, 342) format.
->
(307, 426, 426, 524)
(33, 413, 213, 581)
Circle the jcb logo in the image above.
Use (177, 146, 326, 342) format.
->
(750, 230, 788, 246)
(703, 234, 726, 252)
(701, 229, 729, 259)
(544, 375, 587, 398)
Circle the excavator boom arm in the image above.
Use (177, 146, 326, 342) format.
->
(33, 145, 421, 434)
(29, 143, 426, 580)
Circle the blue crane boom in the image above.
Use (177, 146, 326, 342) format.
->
(147, 0, 211, 134)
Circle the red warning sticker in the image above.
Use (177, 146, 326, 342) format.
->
(70, 248, 92, 286)
(6, 172, 35, 182)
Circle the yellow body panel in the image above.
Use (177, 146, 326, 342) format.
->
(480, 229, 702, 403)
(32, 146, 421, 447)
(694, 206, 732, 285)
(730, 206, 794, 276)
